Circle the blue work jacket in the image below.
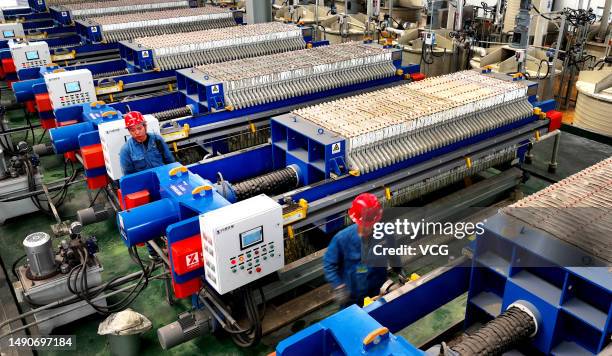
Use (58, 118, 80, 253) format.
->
(323, 224, 389, 304)
(119, 133, 175, 175)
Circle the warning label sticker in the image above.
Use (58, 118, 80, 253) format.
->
(331, 142, 342, 154)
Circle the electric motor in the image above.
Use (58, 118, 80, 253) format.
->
(157, 310, 214, 350)
(23, 232, 57, 278)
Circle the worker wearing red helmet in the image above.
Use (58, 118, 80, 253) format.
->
(119, 111, 175, 176)
(323, 193, 402, 308)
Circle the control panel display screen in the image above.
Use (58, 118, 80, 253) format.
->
(64, 81, 81, 94)
(240, 226, 263, 250)
(25, 51, 39, 60)
(3, 31, 15, 38)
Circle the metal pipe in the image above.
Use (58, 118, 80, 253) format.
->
(558, 17, 572, 107)
(494, 0, 504, 26)
(523, 128, 560, 165)
(314, 0, 319, 40)
(386, 27, 404, 36)
(450, 0, 461, 73)
(562, 19, 589, 108)
(161, 262, 174, 306)
(447, 1, 456, 29)
(548, 131, 561, 173)
(148, 240, 170, 266)
(533, 0, 552, 47)
(455, 0, 463, 31)
(366, 0, 373, 39)
(41, 184, 61, 224)
(474, 40, 566, 51)
(200, 290, 242, 328)
(104, 185, 121, 213)
(598, 0, 612, 42)
(524, 143, 534, 164)
(528, 127, 560, 144)
(198, 296, 229, 329)
(471, 46, 487, 57)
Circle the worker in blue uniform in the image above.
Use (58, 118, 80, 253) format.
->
(119, 111, 175, 176)
(119, 111, 175, 260)
(323, 193, 403, 308)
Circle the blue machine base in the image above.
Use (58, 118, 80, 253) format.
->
(468, 214, 611, 355)
(276, 262, 471, 355)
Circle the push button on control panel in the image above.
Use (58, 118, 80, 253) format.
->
(228, 244, 276, 273)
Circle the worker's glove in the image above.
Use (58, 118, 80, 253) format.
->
(334, 284, 349, 306)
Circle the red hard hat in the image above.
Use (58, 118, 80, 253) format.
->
(124, 111, 145, 129)
(348, 193, 382, 228)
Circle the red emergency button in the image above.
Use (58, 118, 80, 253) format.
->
(256, 267, 262, 273)
(231, 260, 236, 265)
(255, 250, 259, 255)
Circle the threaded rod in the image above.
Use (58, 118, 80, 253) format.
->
(232, 167, 299, 201)
(453, 307, 536, 356)
(151, 107, 193, 121)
